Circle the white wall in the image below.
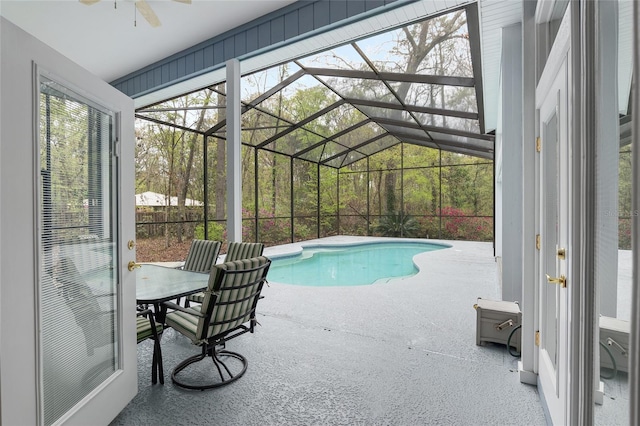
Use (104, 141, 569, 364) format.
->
(519, 0, 537, 385)
(595, 1, 619, 318)
(1, 17, 41, 425)
(494, 86, 503, 255)
(500, 23, 524, 303)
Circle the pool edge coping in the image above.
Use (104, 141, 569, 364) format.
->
(264, 237, 452, 261)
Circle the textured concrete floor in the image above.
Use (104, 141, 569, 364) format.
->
(111, 237, 625, 425)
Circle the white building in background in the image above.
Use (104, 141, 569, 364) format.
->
(135, 191, 203, 207)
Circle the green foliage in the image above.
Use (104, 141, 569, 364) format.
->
(134, 12, 501, 248)
(374, 212, 420, 237)
(258, 216, 292, 246)
(194, 221, 225, 241)
(619, 218, 632, 250)
(619, 149, 632, 249)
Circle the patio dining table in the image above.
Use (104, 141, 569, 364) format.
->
(136, 264, 210, 323)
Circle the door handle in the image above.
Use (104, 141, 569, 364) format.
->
(128, 261, 142, 271)
(546, 274, 566, 288)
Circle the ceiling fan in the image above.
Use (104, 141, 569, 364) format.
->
(80, 0, 192, 28)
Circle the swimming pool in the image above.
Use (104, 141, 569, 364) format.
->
(268, 241, 449, 286)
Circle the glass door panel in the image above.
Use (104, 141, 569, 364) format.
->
(38, 75, 119, 426)
(541, 111, 559, 373)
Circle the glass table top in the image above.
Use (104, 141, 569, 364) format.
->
(136, 264, 210, 303)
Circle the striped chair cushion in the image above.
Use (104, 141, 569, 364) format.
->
(165, 306, 204, 342)
(183, 239, 222, 273)
(137, 315, 163, 343)
(186, 292, 205, 304)
(224, 242, 264, 262)
(185, 242, 264, 305)
(167, 256, 270, 344)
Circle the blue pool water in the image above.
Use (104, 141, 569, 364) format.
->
(268, 241, 449, 286)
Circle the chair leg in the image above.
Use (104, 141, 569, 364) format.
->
(152, 350, 158, 385)
(147, 312, 164, 385)
(151, 339, 164, 385)
(156, 340, 164, 384)
(171, 344, 248, 391)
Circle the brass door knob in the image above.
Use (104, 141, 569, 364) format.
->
(128, 261, 142, 271)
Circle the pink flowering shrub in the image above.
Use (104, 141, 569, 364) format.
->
(417, 206, 493, 241)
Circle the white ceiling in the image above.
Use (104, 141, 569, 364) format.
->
(0, 0, 297, 82)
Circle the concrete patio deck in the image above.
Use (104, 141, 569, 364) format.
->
(111, 237, 628, 425)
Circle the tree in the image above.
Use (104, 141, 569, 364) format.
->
(133, 8, 495, 250)
(135, 89, 216, 246)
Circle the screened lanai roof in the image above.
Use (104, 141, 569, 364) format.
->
(136, 3, 494, 168)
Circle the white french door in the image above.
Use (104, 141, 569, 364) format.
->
(536, 7, 572, 425)
(33, 56, 136, 424)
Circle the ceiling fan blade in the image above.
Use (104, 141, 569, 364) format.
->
(79, 0, 101, 5)
(135, 0, 161, 27)
(172, 0, 192, 3)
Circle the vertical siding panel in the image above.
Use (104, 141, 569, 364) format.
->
(313, 1, 331, 29)
(258, 22, 271, 48)
(194, 49, 204, 71)
(299, 3, 314, 33)
(347, 1, 366, 17)
(330, 1, 347, 24)
(284, 11, 299, 40)
(246, 27, 258, 52)
(145, 71, 154, 92)
(153, 68, 161, 87)
(213, 41, 224, 64)
(169, 61, 178, 80)
(161, 63, 170, 83)
(271, 16, 285, 43)
(177, 57, 186, 77)
(365, 1, 386, 12)
(133, 75, 141, 94)
(185, 53, 195, 75)
(223, 37, 235, 60)
(234, 33, 247, 56)
(203, 45, 214, 68)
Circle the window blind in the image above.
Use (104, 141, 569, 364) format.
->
(38, 75, 119, 426)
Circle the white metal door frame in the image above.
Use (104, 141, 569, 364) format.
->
(628, 1, 640, 424)
(535, 5, 572, 425)
(32, 64, 137, 425)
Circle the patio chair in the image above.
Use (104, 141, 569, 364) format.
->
(182, 239, 222, 272)
(185, 242, 264, 306)
(162, 256, 271, 390)
(137, 308, 165, 384)
(224, 241, 265, 262)
(170, 239, 221, 307)
(56, 256, 115, 356)
(58, 257, 164, 384)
